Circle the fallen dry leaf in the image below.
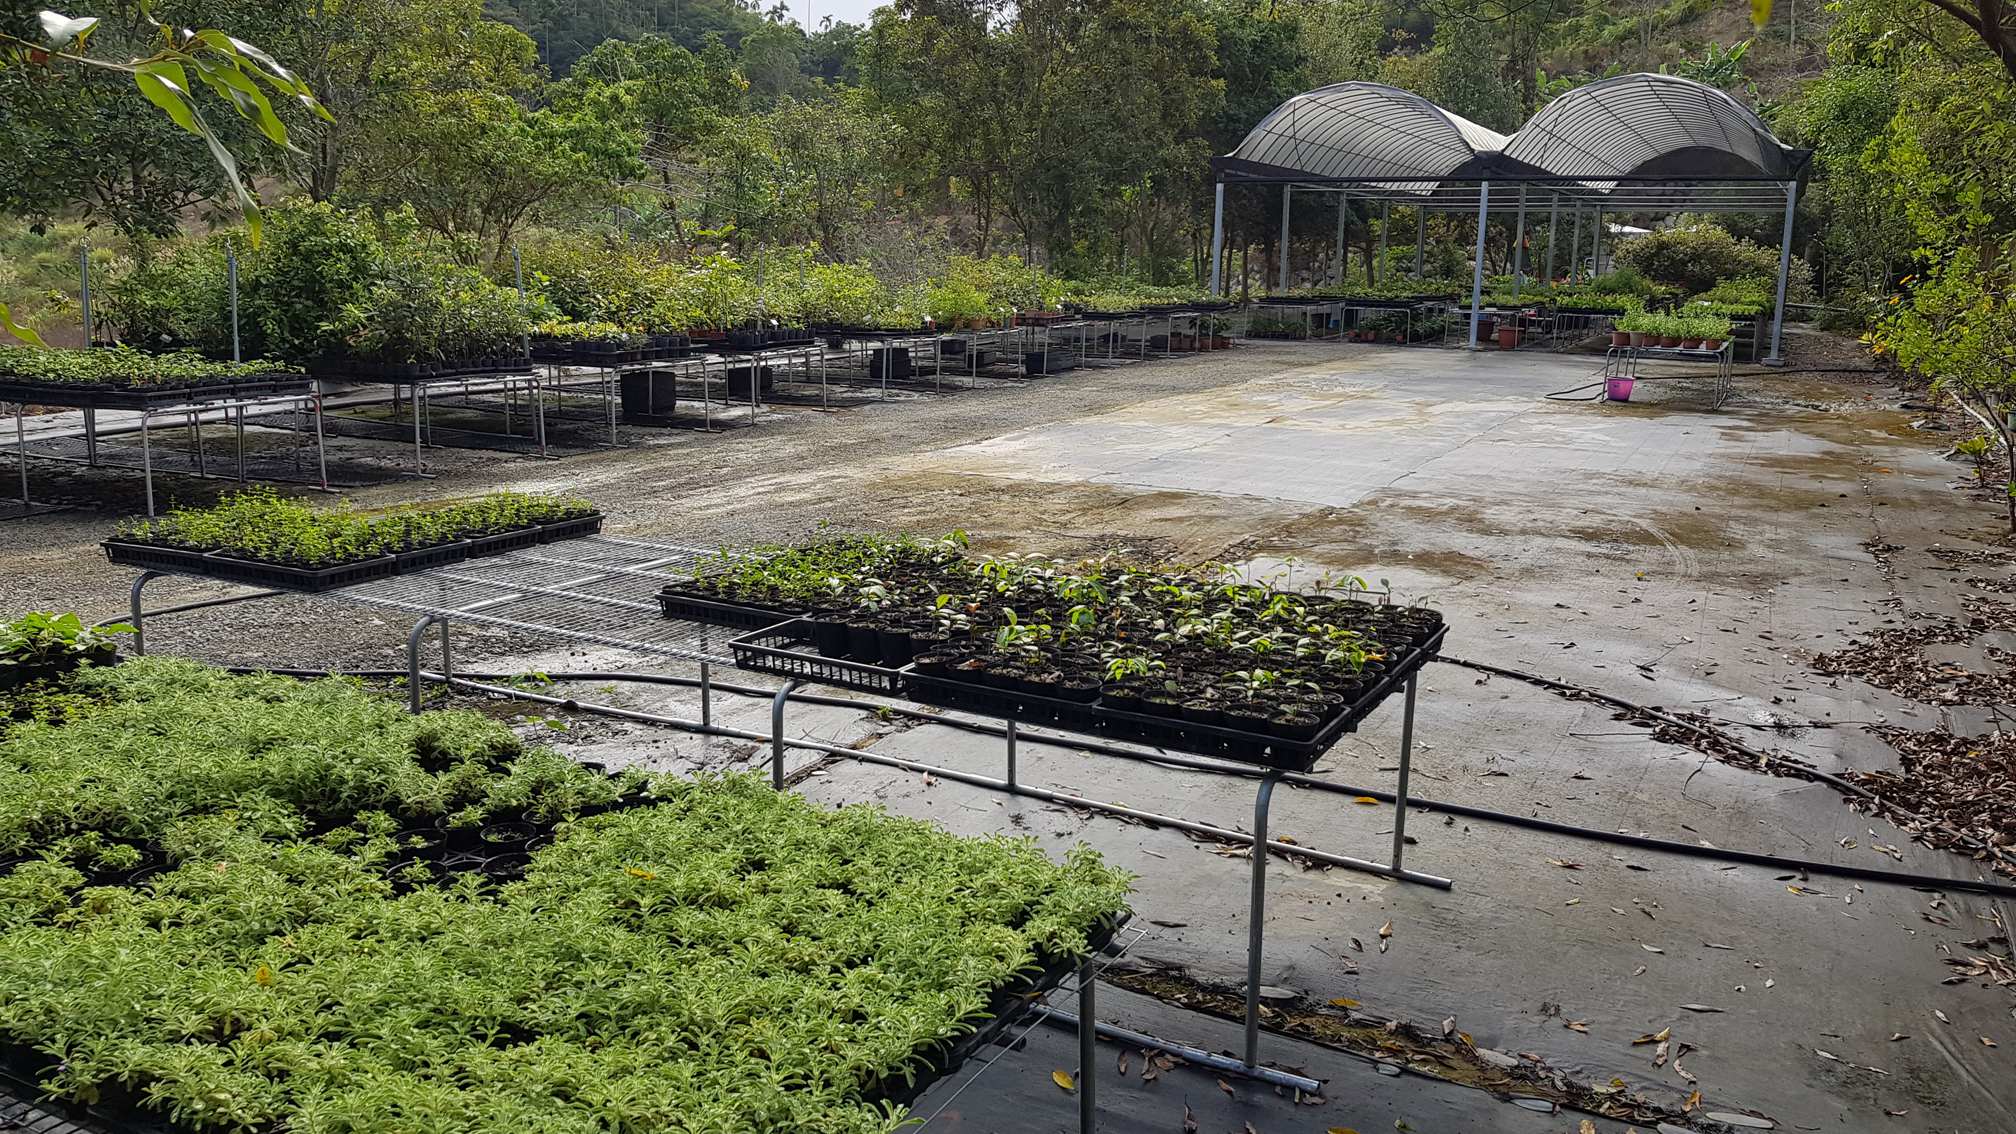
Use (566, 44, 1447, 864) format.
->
(1642, 944, 1664, 953)
(1051, 1069, 1075, 1092)
(1117, 1051, 1129, 1076)
(1936, 1010, 1952, 1024)
(1654, 1038, 1670, 1067)
(1442, 1016, 1456, 1037)
(1684, 1088, 1703, 1112)
(1548, 858, 1585, 869)
(1633, 1027, 1671, 1045)
(1890, 1033, 1909, 1042)
(1580, 1122, 1598, 1134)
(1564, 1020, 1590, 1033)
(1815, 1049, 1839, 1062)
(1328, 997, 1361, 1008)
(1325, 1129, 1361, 1134)
(1183, 1102, 1198, 1134)
(1680, 1004, 1725, 1013)
(1217, 1078, 1236, 1099)
(1352, 796, 1379, 805)
(1378, 920, 1393, 937)
(1984, 1036, 1999, 1048)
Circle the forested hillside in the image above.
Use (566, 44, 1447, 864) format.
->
(3, 0, 2013, 410)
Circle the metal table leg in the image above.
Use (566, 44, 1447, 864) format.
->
(1078, 959, 1097, 1132)
(1243, 770, 1282, 1068)
(129, 570, 162, 654)
(1006, 718, 1018, 788)
(771, 679, 804, 788)
(699, 661, 713, 727)
(1391, 674, 1417, 871)
(407, 615, 441, 714)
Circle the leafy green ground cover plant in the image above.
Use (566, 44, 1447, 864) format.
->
(0, 346, 299, 389)
(0, 612, 128, 688)
(0, 659, 1131, 1133)
(113, 489, 595, 568)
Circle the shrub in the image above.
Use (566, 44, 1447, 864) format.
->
(1614, 224, 1810, 299)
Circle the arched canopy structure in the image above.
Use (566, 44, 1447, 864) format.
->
(1205, 74, 1811, 361)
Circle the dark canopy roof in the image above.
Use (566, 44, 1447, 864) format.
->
(1214, 74, 1808, 212)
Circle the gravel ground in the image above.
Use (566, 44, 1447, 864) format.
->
(0, 347, 1289, 667)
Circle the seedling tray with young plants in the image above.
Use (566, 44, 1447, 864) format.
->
(0, 653, 1132, 1134)
(673, 532, 1446, 769)
(0, 346, 308, 409)
(101, 489, 602, 593)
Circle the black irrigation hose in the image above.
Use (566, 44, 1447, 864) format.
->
(1436, 653, 2016, 881)
(230, 663, 2016, 899)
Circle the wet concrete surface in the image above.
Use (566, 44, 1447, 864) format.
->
(3, 338, 2013, 1131)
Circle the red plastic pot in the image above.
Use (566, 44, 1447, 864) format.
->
(1497, 326, 1521, 349)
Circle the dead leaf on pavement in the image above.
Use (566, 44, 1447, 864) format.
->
(1642, 944, 1664, 953)
(1936, 1010, 1952, 1024)
(1681, 1004, 1725, 1013)
(1633, 1027, 1671, 1045)
(1889, 1033, 1909, 1042)
(1442, 1016, 1455, 1037)
(1352, 796, 1379, 805)
(1217, 1078, 1235, 1099)
(1051, 1069, 1075, 1092)
(1548, 858, 1585, 869)
(1684, 1088, 1703, 1112)
(1984, 1036, 1999, 1048)
(1580, 1122, 1597, 1134)
(1654, 1038, 1670, 1067)
(1117, 1051, 1129, 1076)
(1379, 920, 1393, 937)
(1564, 1020, 1590, 1033)
(1329, 997, 1361, 1008)
(1183, 1102, 1198, 1134)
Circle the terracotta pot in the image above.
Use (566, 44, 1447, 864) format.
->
(1680, 337, 1703, 349)
(1702, 337, 1724, 351)
(1658, 335, 1681, 347)
(1497, 326, 1521, 349)
(1609, 329, 1630, 347)
(1628, 331, 1648, 347)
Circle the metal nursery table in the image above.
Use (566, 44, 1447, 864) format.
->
(122, 534, 1452, 1099)
(1602, 340, 1735, 408)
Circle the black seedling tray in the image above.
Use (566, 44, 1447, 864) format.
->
(0, 375, 311, 410)
(728, 619, 905, 695)
(102, 515, 602, 594)
(656, 587, 804, 629)
(101, 539, 399, 592)
(904, 624, 1446, 772)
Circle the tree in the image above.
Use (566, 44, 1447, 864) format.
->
(0, 6, 328, 240)
(348, 88, 644, 265)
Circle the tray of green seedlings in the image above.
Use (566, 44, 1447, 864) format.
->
(102, 488, 601, 592)
(0, 652, 1132, 1134)
(679, 534, 1446, 770)
(0, 346, 306, 408)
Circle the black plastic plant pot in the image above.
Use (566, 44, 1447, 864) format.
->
(874, 626, 911, 666)
(846, 623, 883, 664)
(101, 541, 402, 593)
(810, 617, 851, 658)
(479, 820, 538, 847)
(727, 329, 765, 351)
(394, 828, 447, 860)
(482, 852, 532, 879)
(868, 348, 913, 381)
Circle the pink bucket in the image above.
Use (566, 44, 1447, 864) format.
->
(1606, 377, 1635, 402)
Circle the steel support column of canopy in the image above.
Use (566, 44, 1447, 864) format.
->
(1377, 202, 1390, 286)
(1414, 207, 1426, 277)
(1544, 195, 1560, 283)
(1208, 182, 1226, 297)
(1570, 208, 1584, 282)
(1334, 193, 1348, 287)
(1277, 186, 1293, 292)
(1593, 209, 1604, 277)
(1467, 181, 1491, 350)
(1511, 186, 1528, 298)
(1765, 179, 1798, 367)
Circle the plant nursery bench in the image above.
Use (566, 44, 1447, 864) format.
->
(112, 534, 1448, 1098)
(3, 375, 330, 518)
